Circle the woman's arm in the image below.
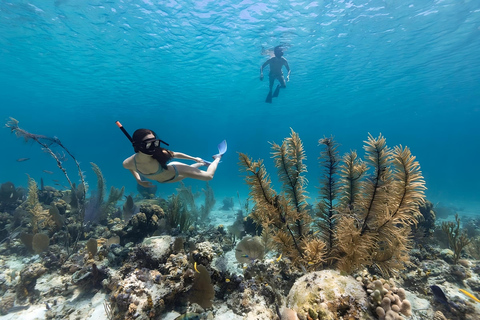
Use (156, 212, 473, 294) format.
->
(128, 169, 154, 187)
(123, 155, 154, 187)
(171, 151, 203, 163)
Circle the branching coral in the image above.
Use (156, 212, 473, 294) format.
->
(316, 136, 341, 257)
(442, 213, 471, 264)
(25, 176, 50, 234)
(239, 129, 321, 267)
(6, 117, 86, 218)
(239, 131, 426, 276)
(337, 137, 426, 275)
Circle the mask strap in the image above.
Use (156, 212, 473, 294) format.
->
(158, 139, 169, 146)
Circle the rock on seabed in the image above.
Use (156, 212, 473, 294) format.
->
(286, 269, 373, 320)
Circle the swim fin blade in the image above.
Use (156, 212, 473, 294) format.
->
(265, 92, 272, 103)
(206, 140, 228, 164)
(217, 140, 227, 155)
(273, 85, 280, 97)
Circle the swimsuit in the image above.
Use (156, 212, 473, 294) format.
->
(134, 155, 178, 182)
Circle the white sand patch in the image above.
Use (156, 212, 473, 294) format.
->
(214, 305, 243, 320)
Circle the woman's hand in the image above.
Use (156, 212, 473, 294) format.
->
(193, 157, 204, 163)
(137, 180, 154, 188)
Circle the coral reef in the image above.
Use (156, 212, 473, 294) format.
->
(2, 123, 480, 320)
(362, 277, 412, 320)
(119, 203, 165, 243)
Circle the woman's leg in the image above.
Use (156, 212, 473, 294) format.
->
(167, 158, 221, 182)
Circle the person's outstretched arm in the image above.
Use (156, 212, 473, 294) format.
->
(284, 59, 291, 81)
(129, 169, 154, 187)
(260, 59, 271, 80)
(171, 151, 204, 163)
(123, 157, 154, 187)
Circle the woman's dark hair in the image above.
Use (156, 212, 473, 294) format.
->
(132, 129, 173, 170)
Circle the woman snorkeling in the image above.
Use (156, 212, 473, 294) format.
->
(120, 126, 226, 188)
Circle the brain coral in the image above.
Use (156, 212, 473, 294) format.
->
(286, 270, 372, 320)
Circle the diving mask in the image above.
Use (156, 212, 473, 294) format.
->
(137, 138, 160, 154)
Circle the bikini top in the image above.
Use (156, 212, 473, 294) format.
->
(134, 155, 166, 176)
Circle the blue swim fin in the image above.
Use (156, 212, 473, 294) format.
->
(265, 91, 272, 103)
(203, 140, 227, 165)
(217, 140, 227, 155)
(273, 85, 280, 98)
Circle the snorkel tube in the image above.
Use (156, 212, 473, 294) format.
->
(116, 121, 134, 143)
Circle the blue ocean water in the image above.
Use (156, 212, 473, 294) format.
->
(1, 0, 479, 216)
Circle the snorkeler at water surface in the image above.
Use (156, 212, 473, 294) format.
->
(117, 122, 226, 187)
(260, 45, 291, 103)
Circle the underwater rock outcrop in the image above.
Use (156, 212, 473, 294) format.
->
(118, 203, 165, 243)
(0, 182, 25, 212)
(104, 235, 201, 319)
(286, 269, 372, 320)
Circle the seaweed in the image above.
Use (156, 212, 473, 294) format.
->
(176, 181, 215, 225)
(239, 130, 426, 276)
(200, 182, 215, 221)
(165, 194, 192, 233)
(176, 182, 199, 219)
(85, 162, 124, 223)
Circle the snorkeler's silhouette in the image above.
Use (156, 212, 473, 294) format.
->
(260, 46, 291, 103)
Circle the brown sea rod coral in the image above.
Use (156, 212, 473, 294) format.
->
(239, 129, 323, 268)
(239, 130, 426, 276)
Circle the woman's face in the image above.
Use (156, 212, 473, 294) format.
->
(137, 133, 158, 155)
